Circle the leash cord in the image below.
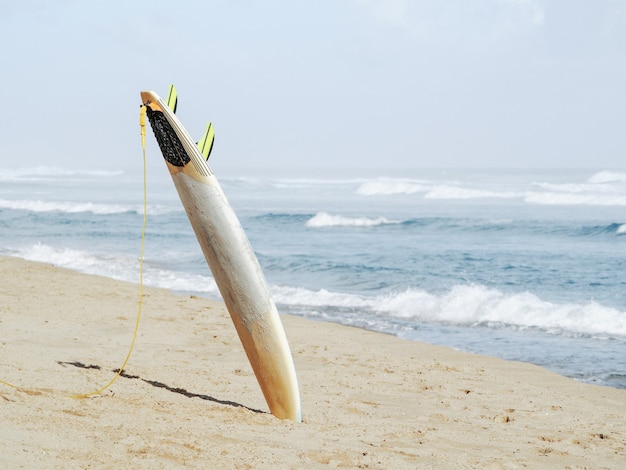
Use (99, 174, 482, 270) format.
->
(1, 105, 149, 398)
(69, 105, 149, 398)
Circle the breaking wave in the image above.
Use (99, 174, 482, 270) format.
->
(306, 212, 399, 227)
(354, 171, 626, 206)
(0, 166, 124, 181)
(9, 243, 218, 295)
(272, 284, 626, 338)
(0, 198, 175, 215)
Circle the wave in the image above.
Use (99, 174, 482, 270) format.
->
(306, 212, 400, 227)
(354, 172, 626, 206)
(0, 166, 124, 181)
(534, 181, 614, 193)
(298, 211, 624, 236)
(587, 171, 626, 184)
(9, 243, 218, 294)
(224, 176, 367, 191)
(356, 179, 432, 195)
(527, 172, 626, 206)
(11, 243, 135, 280)
(355, 177, 524, 199)
(8, 244, 626, 338)
(0, 199, 134, 215)
(524, 193, 626, 207)
(356, 179, 519, 201)
(0, 198, 175, 215)
(424, 186, 522, 200)
(271, 284, 626, 338)
(578, 223, 626, 236)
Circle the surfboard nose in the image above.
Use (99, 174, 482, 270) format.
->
(140, 90, 163, 110)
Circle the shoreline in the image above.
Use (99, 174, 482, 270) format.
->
(1, 255, 624, 468)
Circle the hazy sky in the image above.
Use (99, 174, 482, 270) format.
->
(1, 0, 625, 174)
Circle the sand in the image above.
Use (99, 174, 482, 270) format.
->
(0, 255, 624, 468)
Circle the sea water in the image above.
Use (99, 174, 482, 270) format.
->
(1, 166, 625, 389)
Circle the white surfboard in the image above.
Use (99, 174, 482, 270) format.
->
(140, 88, 301, 421)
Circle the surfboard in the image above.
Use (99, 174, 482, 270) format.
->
(140, 88, 301, 422)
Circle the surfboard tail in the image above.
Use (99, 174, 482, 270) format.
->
(224, 297, 301, 421)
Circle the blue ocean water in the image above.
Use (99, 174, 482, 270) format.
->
(1, 166, 625, 389)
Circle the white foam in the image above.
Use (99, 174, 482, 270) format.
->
(354, 173, 626, 207)
(356, 177, 524, 199)
(224, 176, 366, 191)
(617, 224, 626, 235)
(424, 185, 522, 200)
(0, 199, 131, 214)
(19, 243, 103, 271)
(12, 243, 219, 295)
(143, 268, 218, 295)
(11, 244, 626, 338)
(384, 285, 626, 337)
(272, 285, 376, 309)
(0, 198, 175, 215)
(272, 283, 626, 338)
(525, 193, 626, 207)
(271, 177, 365, 188)
(306, 212, 398, 227)
(355, 179, 432, 195)
(525, 172, 626, 206)
(587, 171, 626, 184)
(0, 166, 124, 181)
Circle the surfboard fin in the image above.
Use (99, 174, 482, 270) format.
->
(197, 122, 215, 160)
(166, 84, 178, 114)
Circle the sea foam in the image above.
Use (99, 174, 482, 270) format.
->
(306, 212, 399, 227)
(0, 166, 124, 181)
(587, 171, 626, 184)
(0, 199, 133, 215)
(524, 193, 626, 207)
(271, 283, 626, 338)
(0, 198, 175, 215)
(424, 186, 521, 200)
(355, 179, 432, 195)
(353, 172, 626, 207)
(12, 243, 218, 295)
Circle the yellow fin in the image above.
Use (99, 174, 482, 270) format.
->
(197, 122, 215, 160)
(166, 84, 178, 113)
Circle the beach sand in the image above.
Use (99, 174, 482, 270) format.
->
(1, 255, 624, 468)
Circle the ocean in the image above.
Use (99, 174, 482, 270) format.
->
(1, 165, 625, 390)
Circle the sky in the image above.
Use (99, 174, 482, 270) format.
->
(1, 0, 625, 175)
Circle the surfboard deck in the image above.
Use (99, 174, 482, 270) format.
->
(140, 88, 301, 422)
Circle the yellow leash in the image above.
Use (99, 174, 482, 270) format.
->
(1, 106, 149, 398)
(0, 378, 22, 391)
(68, 105, 149, 398)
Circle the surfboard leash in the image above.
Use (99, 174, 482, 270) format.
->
(68, 105, 149, 399)
(0, 106, 149, 398)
